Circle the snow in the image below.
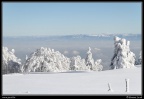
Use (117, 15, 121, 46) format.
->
(3, 65, 141, 95)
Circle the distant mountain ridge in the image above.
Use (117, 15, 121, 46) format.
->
(3, 33, 141, 41)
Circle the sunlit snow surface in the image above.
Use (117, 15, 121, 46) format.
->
(3, 65, 141, 95)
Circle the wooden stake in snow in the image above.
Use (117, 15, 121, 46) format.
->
(125, 78, 130, 92)
(108, 83, 113, 91)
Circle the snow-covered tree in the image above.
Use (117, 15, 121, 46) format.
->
(25, 55, 28, 60)
(85, 47, 95, 70)
(2, 47, 21, 74)
(70, 55, 89, 71)
(85, 47, 103, 71)
(93, 59, 103, 71)
(22, 47, 70, 73)
(137, 51, 142, 65)
(110, 36, 136, 69)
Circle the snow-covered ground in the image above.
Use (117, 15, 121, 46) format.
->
(2, 65, 141, 95)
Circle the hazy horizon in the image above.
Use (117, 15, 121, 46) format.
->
(3, 35, 141, 70)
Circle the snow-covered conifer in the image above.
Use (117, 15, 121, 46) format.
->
(70, 55, 88, 71)
(110, 36, 136, 69)
(137, 51, 142, 65)
(85, 47, 103, 71)
(85, 47, 94, 70)
(26, 55, 28, 60)
(94, 59, 103, 71)
(3, 47, 21, 74)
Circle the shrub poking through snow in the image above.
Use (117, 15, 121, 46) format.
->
(125, 78, 130, 92)
(108, 83, 113, 92)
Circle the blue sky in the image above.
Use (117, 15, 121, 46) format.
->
(3, 2, 142, 36)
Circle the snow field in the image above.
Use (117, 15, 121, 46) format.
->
(3, 66, 141, 95)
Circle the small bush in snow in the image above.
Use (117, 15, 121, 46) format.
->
(125, 78, 130, 92)
(108, 83, 113, 92)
